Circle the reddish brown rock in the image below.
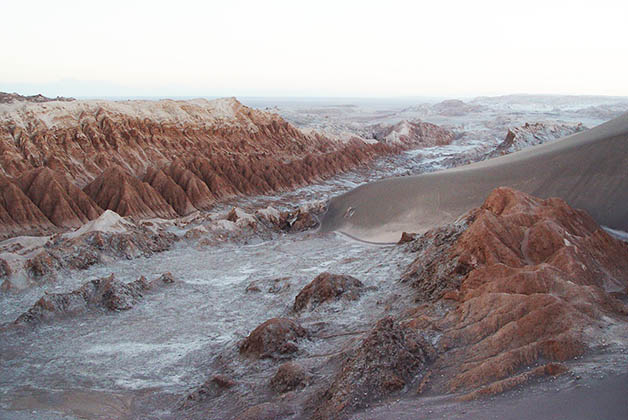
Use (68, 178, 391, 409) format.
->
(313, 317, 434, 420)
(16, 167, 103, 228)
(293, 272, 365, 312)
(270, 362, 307, 393)
(84, 165, 178, 219)
(239, 318, 308, 359)
(164, 160, 215, 210)
(402, 187, 628, 397)
(143, 168, 196, 216)
(0, 175, 54, 238)
(397, 231, 417, 244)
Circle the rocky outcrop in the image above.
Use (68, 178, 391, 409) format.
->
(293, 272, 365, 312)
(312, 317, 434, 420)
(16, 167, 102, 228)
(402, 187, 628, 397)
(491, 121, 586, 156)
(400, 221, 471, 302)
(14, 273, 175, 325)
(239, 318, 308, 359)
(0, 211, 177, 290)
(368, 120, 455, 148)
(270, 362, 308, 393)
(84, 166, 178, 219)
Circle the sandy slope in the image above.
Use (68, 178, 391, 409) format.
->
(321, 113, 628, 242)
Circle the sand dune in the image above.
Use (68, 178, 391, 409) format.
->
(321, 113, 628, 242)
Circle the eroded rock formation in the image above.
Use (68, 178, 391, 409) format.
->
(16, 167, 102, 228)
(0, 97, 455, 238)
(84, 165, 178, 219)
(368, 120, 455, 148)
(293, 272, 365, 312)
(239, 318, 308, 359)
(13, 272, 175, 325)
(402, 187, 628, 398)
(491, 121, 586, 156)
(312, 317, 434, 420)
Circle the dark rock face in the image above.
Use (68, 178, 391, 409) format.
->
(400, 221, 471, 302)
(293, 272, 365, 312)
(270, 362, 307, 393)
(277, 207, 320, 233)
(24, 251, 61, 281)
(239, 318, 308, 359)
(0, 258, 11, 278)
(14, 273, 175, 325)
(313, 317, 434, 420)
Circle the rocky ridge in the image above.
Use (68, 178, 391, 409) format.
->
(0, 97, 456, 239)
(0, 91, 75, 104)
(490, 121, 586, 156)
(11, 272, 175, 326)
(400, 187, 628, 398)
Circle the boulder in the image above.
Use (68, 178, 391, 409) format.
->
(270, 362, 307, 393)
(293, 272, 364, 312)
(239, 318, 308, 359)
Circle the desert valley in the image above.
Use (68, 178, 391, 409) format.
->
(0, 91, 626, 419)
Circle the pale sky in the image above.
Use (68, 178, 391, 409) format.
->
(2, 0, 627, 98)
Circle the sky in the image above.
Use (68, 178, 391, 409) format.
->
(2, 0, 627, 98)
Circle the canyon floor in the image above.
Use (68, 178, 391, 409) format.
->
(1, 95, 627, 420)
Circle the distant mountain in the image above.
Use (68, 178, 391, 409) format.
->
(0, 91, 75, 104)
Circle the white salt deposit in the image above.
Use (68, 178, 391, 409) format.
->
(64, 210, 131, 239)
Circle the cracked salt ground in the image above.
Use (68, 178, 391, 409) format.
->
(0, 229, 416, 419)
